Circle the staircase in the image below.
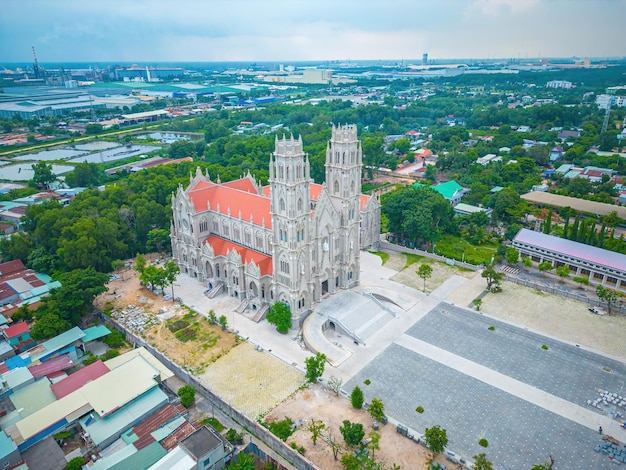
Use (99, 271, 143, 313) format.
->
(235, 299, 248, 313)
(206, 284, 224, 299)
(252, 305, 270, 323)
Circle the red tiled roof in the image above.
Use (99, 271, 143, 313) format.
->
(221, 177, 258, 193)
(309, 183, 324, 201)
(50, 360, 110, 399)
(0, 260, 25, 277)
(3, 322, 29, 339)
(206, 235, 273, 275)
(189, 180, 272, 229)
(29, 354, 74, 379)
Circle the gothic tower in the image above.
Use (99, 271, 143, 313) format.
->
(325, 124, 362, 287)
(269, 135, 312, 318)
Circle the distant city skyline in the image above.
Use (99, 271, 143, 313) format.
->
(1, 0, 625, 64)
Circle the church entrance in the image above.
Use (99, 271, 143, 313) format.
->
(322, 280, 328, 294)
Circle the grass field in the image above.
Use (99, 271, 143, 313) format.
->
(369, 250, 390, 265)
(435, 234, 498, 265)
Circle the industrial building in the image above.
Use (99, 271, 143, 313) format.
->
(0, 92, 105, 119)
(112, 66, 184, 82)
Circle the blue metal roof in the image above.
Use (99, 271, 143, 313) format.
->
(0, 430, 17, 459)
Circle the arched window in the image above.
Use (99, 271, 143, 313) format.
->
(286, 166, 290, 181)
(297, 198, 303, 211)
(333, 181, 339, 194)
(280, 198, 286, 213)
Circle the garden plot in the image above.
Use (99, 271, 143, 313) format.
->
(200, 342, 306, 419)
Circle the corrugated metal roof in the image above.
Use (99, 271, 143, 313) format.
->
(513, 229, 626, 272)
(0, 430, 17, 459)
(79, 387, 168, 446)
(108, 442, 167, 470)
(28, 327, 85, 362)
(10, 378, 56, 418)
(521, 191, 626, 219)
(104, 347, 173, 381)
(81, 325, 111, 343)
(28, 354, 73, 379)
(51, 360, 110, 399)
(147, 446, 195, 470)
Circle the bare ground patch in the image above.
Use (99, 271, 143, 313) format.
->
(481, 280, 626, 360)
(266, 384, 456, 470)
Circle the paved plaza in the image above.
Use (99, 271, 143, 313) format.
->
(345, 303, 626, 469)
(172, 250, 626, 469)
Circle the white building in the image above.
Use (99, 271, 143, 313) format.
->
(171, 125, 381, 324)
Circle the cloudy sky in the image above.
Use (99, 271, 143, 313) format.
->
(1, 0, 625, 64)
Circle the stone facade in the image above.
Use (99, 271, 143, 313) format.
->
(171, 124, 380, 323)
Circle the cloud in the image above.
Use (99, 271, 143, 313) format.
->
(467, 0, 541, 16)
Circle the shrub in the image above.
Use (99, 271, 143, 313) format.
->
(541, 344, 549, 350)
(416, 406, 424, 414)
(54, 430, 73, 440)
(290, 441, 305, 455)
(350, 386, 364, 409)
(225, 428, 243, 444)
(488, 326, 495, 331)
(103, 329, 125, 348)
(201, 417, 225, 432)
(82, 352, 98, 365)
(363, 379, 371, 385)
(101, 349, 120, 361)
(65, 457, 84, 470)
(479, 438, 489, 447)
(178, 385, 196, 408)
(267, 417, 294, 441)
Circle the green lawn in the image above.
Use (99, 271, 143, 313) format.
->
(404, 253, 425, 270)
(369, 251, 390, 265)
(435, 235, 498, 266)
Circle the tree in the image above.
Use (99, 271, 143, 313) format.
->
(308, 419, 326, 446)
(473, 298, 482, 311)
(367, 431, 381, 459)
(472, 453, 495, 470)
(417, 263, 433, 292)
(65, 457, 85, 470)
(31, 162, 55, 189)
(543, 210, 552, 234)
(572, 276, 589, 288)
(218, 315, 228, 330)
(231, 453, 256, 470)
(267, 417, 294, 441)
(368, 398, 385, 421)
(531, 455, 554, 470)
(339, 420, 365, 447)
(163, 260, 180, 298)
(538, 261, 553, 277)
(555, 265, 570, 282)
(481, 266, 503, 290)
(134, 253, 147, 274)
(522, 256, 532, 271)
(596, 285, 620, 314)
(424, 425, 448, 454)
(31, 313, 70, 341)
(266, 302, 292, 333)
(326, 431, 343, 461)
(505, 247, 519, 265)
(147, 228, 172, 254)
(178, 385, 196, 408)
(351, 386, 364, 409)
(327, 376, 343, 396)
(305, 352, 327, 383)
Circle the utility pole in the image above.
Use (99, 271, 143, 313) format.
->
(601, 100, 612, 134)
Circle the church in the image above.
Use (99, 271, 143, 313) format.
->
(170, 124, 380, 324)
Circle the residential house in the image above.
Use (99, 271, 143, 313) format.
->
(453, 203, 492, 218)
(0, 259, 61, 318)
(1, 322, 31, 349)
(557, 129, 581, 141)
(179, 426, 232, 470)
(476, 154, 501, 166)
(549, 145, 564, 162)
(432, 181, 466, 206)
